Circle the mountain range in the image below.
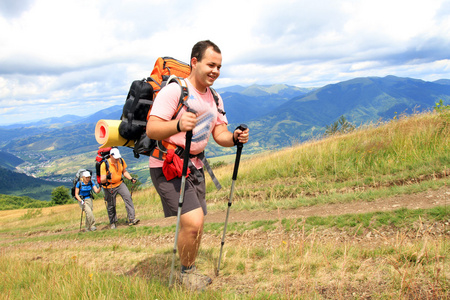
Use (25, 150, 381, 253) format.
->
(1, 75, 449, 200)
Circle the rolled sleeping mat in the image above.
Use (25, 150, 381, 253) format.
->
(95, 119, 134, 148)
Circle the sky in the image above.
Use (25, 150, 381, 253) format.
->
(0, 0, 449, 125)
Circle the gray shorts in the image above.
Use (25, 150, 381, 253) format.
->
(150, 167, 207, 217)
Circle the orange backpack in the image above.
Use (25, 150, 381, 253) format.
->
(147, 57, 192, 123)
(148, 57, 191, 93)
(118, 57, 225, 190)
(118, 57, 191, 155)
(118, 56, 224, 159)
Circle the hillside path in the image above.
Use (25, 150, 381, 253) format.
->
(142, 186, 450, 227)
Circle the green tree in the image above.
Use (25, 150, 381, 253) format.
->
(434, 99, 449, 113)
(51, 186, 71, 205)
(325, 115, 355, 136)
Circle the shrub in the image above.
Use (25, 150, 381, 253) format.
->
(51, 186, 71, 205)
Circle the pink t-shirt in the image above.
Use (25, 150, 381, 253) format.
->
(149, 79, 228, 168)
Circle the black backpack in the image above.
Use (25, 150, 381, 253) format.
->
(118, 79, 154, 142)
(71, 169, 93, 198)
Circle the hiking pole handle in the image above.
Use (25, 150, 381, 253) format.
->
(232, 124, 247, 180)
(182, 130, 193, 176)
(180, 107, 195, 176)
(234, 124, 248, 147)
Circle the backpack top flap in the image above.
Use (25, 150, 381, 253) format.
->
(95, 147, 111, 185)
(149, 57, 191, 91)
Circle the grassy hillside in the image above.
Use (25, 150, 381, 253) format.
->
(0, 166, 70, 201)
(0, 110, 448, 299)
(1, 77, 447, 188)
(0, 194, 51, 211)
(0, 151, 24, 170)
(251, 76, 450, 148)
(204, 109, 449, 212)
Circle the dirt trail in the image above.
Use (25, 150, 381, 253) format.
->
(2, 186, 448, 299)
(7, 186, 447, 238)
(143, 186, 450, 227)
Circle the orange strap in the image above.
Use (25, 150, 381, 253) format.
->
(151, 140, 179, 161)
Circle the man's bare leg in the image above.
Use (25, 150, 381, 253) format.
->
(178, 207, 204, 267)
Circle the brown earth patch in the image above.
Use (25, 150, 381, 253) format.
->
(143, 186, 450, 228)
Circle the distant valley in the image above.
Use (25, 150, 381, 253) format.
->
(1, 75, 449, 200)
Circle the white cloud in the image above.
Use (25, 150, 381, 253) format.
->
(0, 0, 449, 125)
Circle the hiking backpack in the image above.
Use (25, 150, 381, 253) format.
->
(71, 169, 93, 198)
(95, 147, 123, 187)
(117, 56, 225, 158)
(118, 57, 190, 156)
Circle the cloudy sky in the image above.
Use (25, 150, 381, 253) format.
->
(1, 0, 449, 125)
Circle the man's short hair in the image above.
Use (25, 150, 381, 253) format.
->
(191, 40, 221, 63)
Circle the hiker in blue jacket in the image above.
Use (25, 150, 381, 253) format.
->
(75, 171, 101, 231)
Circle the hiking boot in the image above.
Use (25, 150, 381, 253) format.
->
(178, 266, 212, 291)
(90, 226, 97, 231)
(128, 219, 140, 226)
(110, 223, 116, 229)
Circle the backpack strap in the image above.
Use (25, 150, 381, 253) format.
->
(167, 77, 225, 118)
(79, 180, 93, 188)
(168, 76, 190, 118)
(152, 140, 221, 190)
(147, 76, 162, 90)
(101, 159, 111, 188)
(75, 180, 94, 199)
(148, 77, 224, 190)
(152, 140, 178, 161)
(88, 180, 94, 198)
(102, 158, 125, 187)
(210, 87, 226, 116)
(195, 151, 222, 190)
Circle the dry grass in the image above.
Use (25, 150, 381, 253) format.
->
(1, 210, 448, 299)
(0, 110, 449, 299)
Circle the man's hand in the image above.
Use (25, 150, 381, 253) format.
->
(233, 125, 249, 145)
(131, 178, 137, 184)
(178, 111, 197, 132)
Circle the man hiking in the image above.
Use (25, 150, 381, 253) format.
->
(147, 40, 250, 290)
(100, 147, 140, 229)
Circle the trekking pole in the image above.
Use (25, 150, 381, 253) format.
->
(130, 180, 136, 197)
(79, 207, 84, 232)
(169, 129, 193, 287)
(216, 124, 247, 276)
